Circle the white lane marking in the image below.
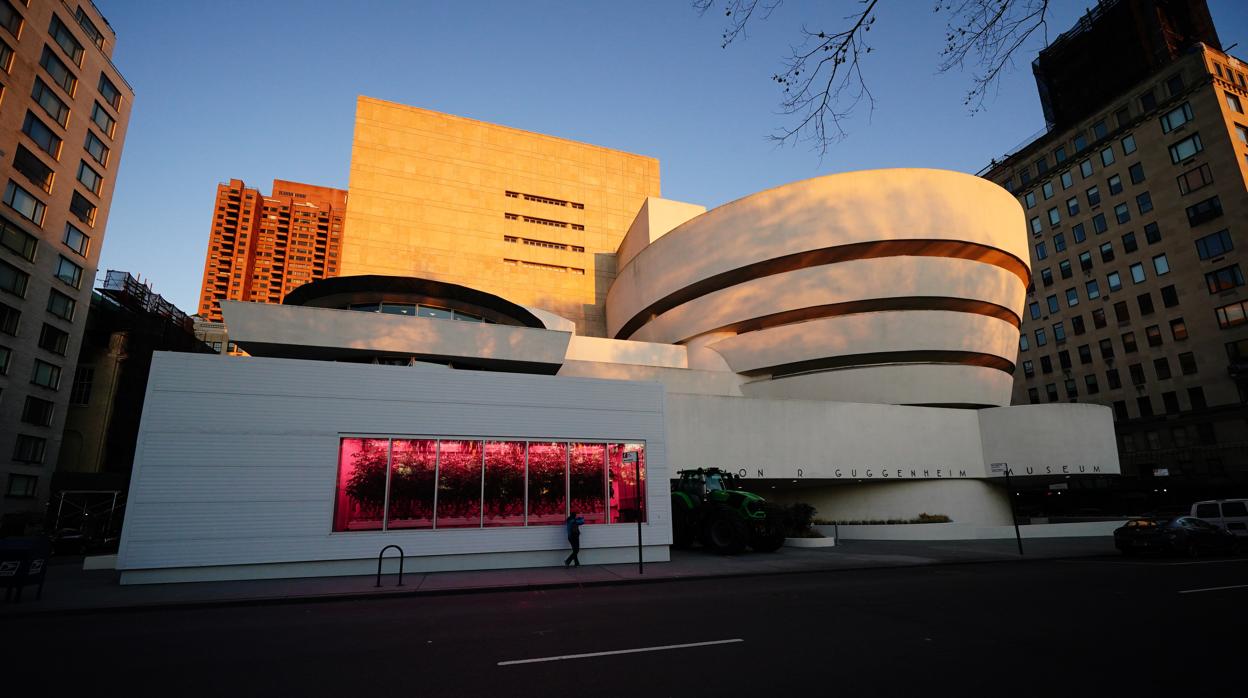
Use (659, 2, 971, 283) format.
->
(498, 638, 744, 666)
(1179, 584, 1248, 595)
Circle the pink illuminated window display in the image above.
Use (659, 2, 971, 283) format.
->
(608, 443, 646, 524)
(483, 441, 526, 527)
(333, 437, 643, 532)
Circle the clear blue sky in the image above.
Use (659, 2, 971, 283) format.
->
(94, 0, 1248, 313)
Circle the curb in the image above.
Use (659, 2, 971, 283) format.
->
(0, 550, 1111, 620)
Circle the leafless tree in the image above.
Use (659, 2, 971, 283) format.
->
(694, 0, 1052, 153)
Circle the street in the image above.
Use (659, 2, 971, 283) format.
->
(12, 555, 1246, 695)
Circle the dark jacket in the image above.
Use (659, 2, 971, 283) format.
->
(565, 515, 585, 539)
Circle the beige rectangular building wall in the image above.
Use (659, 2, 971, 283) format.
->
(340, 97, 660, 337)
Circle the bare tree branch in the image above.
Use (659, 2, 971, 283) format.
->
(695, 0, 1052, 153)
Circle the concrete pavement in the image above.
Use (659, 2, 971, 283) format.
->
(0, 536, 1121, 617)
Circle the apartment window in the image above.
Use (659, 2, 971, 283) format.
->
(1160, 102, 1193, 133)
(1071, 223, 1085, 243)
(1053, 322, 1067, 343)
(1188, 387, 1207, 411)
(0, 0, 22, 38)
(1085, 374, 1099, 395)
(1139, 89, 1157, 112)
(1046, 208, 1059, 227)
(1116, 303, 1131, 327)
(1046, 295, 1059, 313)
(1063, 197, 1079, 217)
(21, 396, 55, 428)
(38, 323, 68, 355)
(1236, 124, 1248, 145)
(1099, 242, 1114, 263)
(1077, 344, 1092, 365)
(1152, 254, 1169, 276)
(1086, 185, 1101, 207)
(1034, 241, 1047, 259)
(1019, 169, 1032, 186)
(6, 474, 37, 498)
(22, 110, 62, 158)
(1228, 93, 1244, 114)
(1186, 196, 1222, 226)
(1085, 279, 1100, 300)
(1035, 328, 1048, 347)
(1099, 338, 1114, 359)
(1136, 192, 1152, 214)
(1060, 260, 1072, 279)
(1053, 232, 1066, 252)
(1064, 378, 1078, 399)
(1161, 285, 1178, 308)
(1035, 157, 1049, 176)
(1107, 271, 1122, 292)
(1168, 133, 1203, 163)
(90, 102, 116, 138)
(1092, 120, 1108, 140)
(1129, 363, 1146, 386)
(75, 7, 105, 49)
(4, 181, 46, 226)
(1042, 181, 1054, 200)
(47, 288, 75, 320)
(1058, 349, 1071, 369)
(1028, 388, 1040, 404)
(1092, 213, 1107, 234)
(1100, 147, 1114, 167)
(1029, 302, 1041, 320)
(69, 366, 93, 405)
(31, 358, 61, 390)
(1078, 251, 1092, 272)
(1177, 163, 1213, 195)
(1046, 384, 1059, 402)
(1162, 391, 1179, 414)
(1121, 133, 1136, 154)
(1138, 293, 1154, 316)
(69, 191, 95, 226)
(1107, 174, 1123, 196)
(1169, 317, 1188, 342)
(0, 300, 17, 335)
(1030, 217, 1042, 235)
(63, 223, 88, 256)
(1107, 369, 1122, 390)
(49, 15, 84, 65)
(84, 131, 109, 166)
(31, 78, 69, 127)
(1216, 300, 1248, 329)
(1143, 222, 1161, 245)
(1113, 203, 1130, 225)
(54, 255, 82, 288)
(1121, 232, 1137, 253)
(76, 161, 102, 195)
(1129, 263, 1145, 284)
(1019, 335, 1030, 352)
(1024, 191, 1035, 208)
(0, 258, 29, 297)
(1040, 356, 1053, 374)
(1040, 268, 1053, 286)
(1178, 352, 1197, 375)
(1137, 396, 1153, 417)
(12, 435, 46, 464)
(1022, 360, 1034, 378)
(98, 73, 121, 109)
(12, 146, 53, 194)
(39, 46, 77, 96)
(0, 37, 11, 73)
(1071, 315, 1085, 335)
(1206, 264, 1245, 293)
(1195, 229, 1233, 259)
(1079, 159, 1093, 178)
(1066, 288, 1079, 307)
(1153, 357, 1171, 381)
(1060, 171, 1073, 189)
(1054, 146, 1067, 163)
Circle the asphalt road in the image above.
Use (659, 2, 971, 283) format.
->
(10, 555, 1247, 696)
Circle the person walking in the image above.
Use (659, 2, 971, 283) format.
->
(564, 512, 585, 567)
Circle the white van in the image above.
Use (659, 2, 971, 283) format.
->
(1191, 499, 1248, 537)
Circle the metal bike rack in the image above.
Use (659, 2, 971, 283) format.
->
(375, 544, 405, 587)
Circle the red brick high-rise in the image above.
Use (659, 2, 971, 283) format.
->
(197, 179, 346, 322)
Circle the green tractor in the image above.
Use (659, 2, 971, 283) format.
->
(670, 468, 786, 554)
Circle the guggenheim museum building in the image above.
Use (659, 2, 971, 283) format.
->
(116, 98, 1118, 583)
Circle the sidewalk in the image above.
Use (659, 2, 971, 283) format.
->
(1, 536, 1118, 617)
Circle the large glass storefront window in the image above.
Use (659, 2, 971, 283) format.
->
(527, 441, 567, 526)
(333, 438, 388, 531)
(333, 437, 641, 532)
(388, 439, 437, 529)
(569, 442, 607, 525)
(483, 441, 526, 527)
(608, 443, 646, 524)
(437, 440, 483, 528)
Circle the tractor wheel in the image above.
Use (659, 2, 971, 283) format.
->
(750, 527, 786, 553)
(670, 499, 695, 549)
(704, 511, 748, 555)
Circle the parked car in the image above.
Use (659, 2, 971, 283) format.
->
(1113, 516, 1239, 557)
(1191, 499, 1248, 537)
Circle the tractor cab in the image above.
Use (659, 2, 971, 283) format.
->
(669, 467, 785, 554)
